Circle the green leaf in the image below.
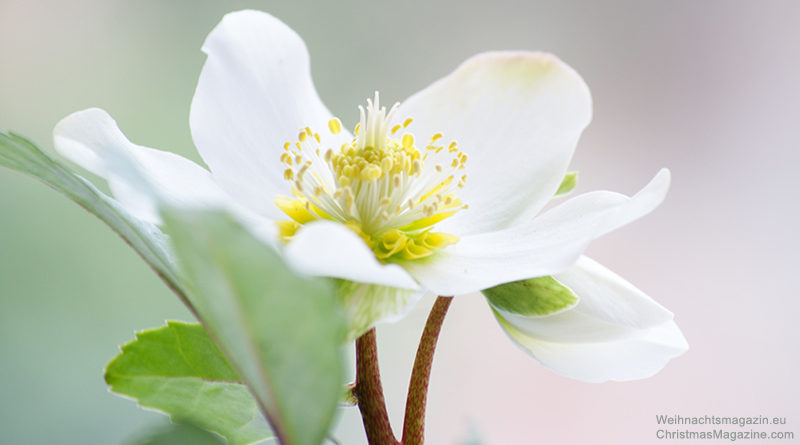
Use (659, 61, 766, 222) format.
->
(555, 171, 578, 196)
(0, 132, 192, 310)
(129, 422, 226, 445)
(482, 276, 578, 316)
(163, 210, 347, 445)
(105, 322, 273, 444)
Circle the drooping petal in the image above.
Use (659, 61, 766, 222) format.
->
(396, 51, 592, 236)
(552, 256, 673, 330)
(404, 169, 670, 295)
(490, 256, 673, 343)
(336, 281, 425, 341)
(282, 220, 420, 290)
(53, 108, 234, 224)
(496, 314, 687, 382)
(489, 256, 687, 382)
(190, 10, 351, 219)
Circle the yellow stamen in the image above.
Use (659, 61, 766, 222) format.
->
(328, 118, 342, 135)
(274, 93, 469, 263)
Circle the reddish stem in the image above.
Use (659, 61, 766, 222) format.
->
(355, 328, 400, 445)
(401, 296, 454, 445)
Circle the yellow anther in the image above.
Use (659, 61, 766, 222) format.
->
(328, 118, 342, 135)
(402, 133, 414, 149)
(412, 159, 422, 175)
(277, 97, 467, 263)
(362, 164, 383, 181)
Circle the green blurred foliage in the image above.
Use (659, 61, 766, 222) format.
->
(105, 322, 274, 444)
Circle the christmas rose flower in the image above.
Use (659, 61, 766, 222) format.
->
(52, 10, 686, 382)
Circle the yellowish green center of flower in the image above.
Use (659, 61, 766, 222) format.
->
(275, 92, 468, 262)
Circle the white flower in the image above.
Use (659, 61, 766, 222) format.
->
(52, 10, 687, 382)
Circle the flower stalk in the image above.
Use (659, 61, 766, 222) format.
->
(401, 296, 453, 445)
(355, 296, 453, 445)
(355, 328, 400, 445)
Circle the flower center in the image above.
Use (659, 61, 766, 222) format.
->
(275, 92, 468, 262)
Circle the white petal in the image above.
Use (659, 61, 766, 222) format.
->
(396, 51, 592, 235)
(405, 169, 670, 295)
(53, 108, 234, 224)
(283, 220, 419, 290)
(337, 281, 425, 341)
(554, 256, 673, 329)
(190, 10, 350, 219)
(495, 311, 688, 382)
(491, 256, 673, 343)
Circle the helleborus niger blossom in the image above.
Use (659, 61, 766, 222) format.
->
(49, 10, 686, 382)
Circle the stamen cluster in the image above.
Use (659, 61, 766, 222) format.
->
(276, 93, 468, 262)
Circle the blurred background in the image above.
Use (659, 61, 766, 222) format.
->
(1, 1, 798, 443)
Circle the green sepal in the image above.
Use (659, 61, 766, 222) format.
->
(555, 171, 578, 196)
(105, 322, 274, 445)
(335, 280, 419, 341)
(482, 276, 578, 316)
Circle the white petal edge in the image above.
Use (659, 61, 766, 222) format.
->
(190, 10, 351, 219)
(495, 310, 688, 382)
(405, 169, 671, 295)
(283, 220, 420, 290)
(53, 108, 236, 225)
(491, 256, 674, 343)
(395, 51, 592, 236)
